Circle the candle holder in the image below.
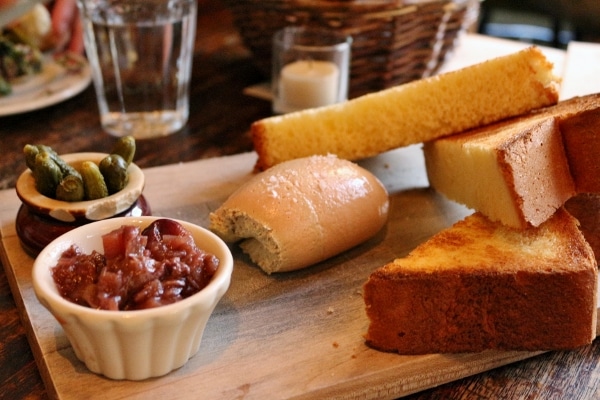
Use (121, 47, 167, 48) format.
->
(272, 27, 352, 114)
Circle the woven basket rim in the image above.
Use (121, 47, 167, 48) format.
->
(225, 0, 480, 97)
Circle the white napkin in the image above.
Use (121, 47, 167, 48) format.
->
(560, 41, 600, 100)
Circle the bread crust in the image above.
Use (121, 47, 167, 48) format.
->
(209, 155, 389, 273)
(566, 193, 600, 266)
(251, 123, 270, 172)
(559, 107, 600, 193)
(363, 208, 597, 354)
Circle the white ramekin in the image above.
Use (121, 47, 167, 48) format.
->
(32, 216, 233, 380)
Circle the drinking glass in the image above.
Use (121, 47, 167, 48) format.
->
(77, 0, 197, 138)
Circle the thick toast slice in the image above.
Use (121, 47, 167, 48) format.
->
(364, 208, 597, 354)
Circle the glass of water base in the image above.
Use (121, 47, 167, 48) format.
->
(78, 0, 197, 139)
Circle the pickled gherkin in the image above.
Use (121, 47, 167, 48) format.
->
(24, 144, 81, 180)
(99, 154, 129, 194)
(32, 152, 62, 197)
(81, 161, 109, 200)
(111, 136, 136, 166)
(24, 141, 134, 201)
(37, 144, 81, 179)
(56, 174, 85, 202)
(23, 144, 40, 170)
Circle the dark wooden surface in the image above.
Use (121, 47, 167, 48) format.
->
(0, 1, 599, 399)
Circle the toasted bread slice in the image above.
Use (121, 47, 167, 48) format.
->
(424, 93, 600, 228)
(363, 208, 597, 354)
(252, 46, 560, 170)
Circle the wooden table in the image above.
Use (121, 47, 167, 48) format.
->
(1, 2, 599, 399)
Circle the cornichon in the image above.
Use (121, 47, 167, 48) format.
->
(23, 144, 40, 170)
(55, 174, 85, 202)
(24, 137, 135, 201)
(99, 154, 129, 194)
(39, 144, 81, 179)
(111, 136, 136, 166)
(32, 152, 62, 197)
(24, 144, 81, 180)
(80, 161, 109, 200)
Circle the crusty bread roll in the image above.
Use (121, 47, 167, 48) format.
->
(252, 46, 560, 170)
(364, 208, 597, 354)
(209, 155, 389, 273)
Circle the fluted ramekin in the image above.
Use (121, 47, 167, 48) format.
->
(32, 216, 233, 380)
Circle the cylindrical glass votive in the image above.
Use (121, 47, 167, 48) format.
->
(272, 27, 352, 114)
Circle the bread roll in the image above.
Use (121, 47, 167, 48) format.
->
(209, 155, 389, 273)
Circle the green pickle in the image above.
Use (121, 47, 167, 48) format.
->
(32, 152, 62, 197)
(23, 144, 40, 170)
(111, 136, 136, 166)
(25, 143, 81, 180)
(24, 141, 133, 201)
(38, 144, 81, 179)
(56, 174, 85, 202)
(99, 154, 129, 194)
(81, 161, 109, 200)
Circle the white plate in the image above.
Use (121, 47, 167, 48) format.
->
(0, 53, 92, 116)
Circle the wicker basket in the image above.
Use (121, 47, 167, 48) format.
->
(225, 0, 480, 98)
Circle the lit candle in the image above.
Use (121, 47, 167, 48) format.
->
(278, 60, 340, 112)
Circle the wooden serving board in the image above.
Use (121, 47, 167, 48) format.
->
(0, 146, 593, 399)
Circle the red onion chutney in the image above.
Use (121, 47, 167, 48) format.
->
(51, 219, 220, 311)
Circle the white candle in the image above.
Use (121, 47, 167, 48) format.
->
(278, 60, 340, 112)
